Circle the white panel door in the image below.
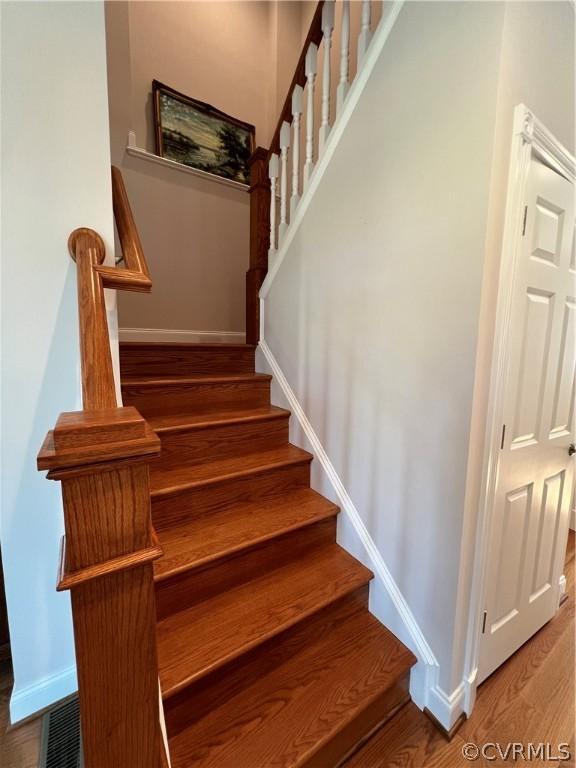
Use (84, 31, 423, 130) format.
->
(478, 158, 575, 683)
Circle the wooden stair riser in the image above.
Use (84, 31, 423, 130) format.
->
(153, 490, 339, 582)
(165, 602, 416, 768)
(122, 377, 271, 419)
(152, 460, 311, 529)
(311, 676, 411, 768)
(164, 587, 370, 738)
(155, 518, 337, 620)
(120, 343, 255, 378)
(153, 414, 290, 471)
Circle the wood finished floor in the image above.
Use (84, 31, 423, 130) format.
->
(0, 533, 573, 768)
(0, 659, 41, 768)
(346, 530, 575, 767)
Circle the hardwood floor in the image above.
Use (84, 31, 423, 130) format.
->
(346, 530, 575, 767)
(0, 660, 41, 768)
(0, 532, 572, 767)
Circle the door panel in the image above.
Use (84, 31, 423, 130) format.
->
(549, 299, 575, 437)
(512, 289, 554, 446)
(479, 158, 575, 683)
(492, 484, 533, 629)
(530, 470, 563, 600)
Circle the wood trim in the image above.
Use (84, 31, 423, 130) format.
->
(37, 420, 160, 473)
(246, 147, 271, 345)
(38, 167, 164, 767)
(111, 165, 151, 279)
(269, 1, 324, 156)
(39, 416, 163, 768)
(67, 166, 153, 411)
(57, 534, 163, 592)
(68, 228, 117, 411)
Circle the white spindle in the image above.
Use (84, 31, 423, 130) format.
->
(304, 43, 317, 188)
(319, 0, 334, 153)
(268, 153, 279, 258)
(290, 85, 303, 218)
(278, 121, 291, 242)
(336, 0, 350, 115)
(357, 0, 372, 67)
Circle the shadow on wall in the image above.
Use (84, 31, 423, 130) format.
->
(4, 267, 79, 720)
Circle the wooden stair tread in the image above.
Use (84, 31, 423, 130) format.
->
(157, 544, 373, 698)
(151, 444, 312, 497)
(121, 373, 272, 387)
(149, 405, 289, 433)
(167, 607, 416, 768)
(154, 488, 339, 580)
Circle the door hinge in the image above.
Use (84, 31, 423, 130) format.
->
(522, 205, 528, 235)
(500, 424, 506, 449)
(482, 611, 488, 634)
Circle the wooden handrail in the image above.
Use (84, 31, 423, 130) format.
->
(269, 1, 324, 156)
(67, 166, 152, 409)
(67, 228, 117, 410)
(39, 166, 164, 768)
(109, 165, 151, 287)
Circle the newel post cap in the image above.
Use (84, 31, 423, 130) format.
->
(37, 406, 161, 476)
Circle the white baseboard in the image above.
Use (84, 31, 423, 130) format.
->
(570, 506, 575, 531)
(256, 340, 468, 729)
(426, 672, 467, 731)
(119, 328, 246, 344)
(10, 665, 77, 724)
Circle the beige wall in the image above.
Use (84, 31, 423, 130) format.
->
(105, 1, 309, 335)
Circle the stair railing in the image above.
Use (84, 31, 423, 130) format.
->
(37, 166, 166, 768)
(246, 0, 386, 343)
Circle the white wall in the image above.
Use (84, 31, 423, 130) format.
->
(1, 1, 115, 722)
(264, 0, 505, 705)
(453, 0, 575, 695)
(262, 0, 574, 726)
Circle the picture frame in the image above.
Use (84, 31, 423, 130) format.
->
(152, 80, 255, 185)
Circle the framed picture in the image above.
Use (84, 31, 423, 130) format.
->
(152, 80, 255, 185)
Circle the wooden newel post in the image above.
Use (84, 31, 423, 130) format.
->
(246, 146, 271, 345)
(38, 407, 163, 768)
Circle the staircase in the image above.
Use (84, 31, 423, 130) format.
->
(120, 341, 416, 767)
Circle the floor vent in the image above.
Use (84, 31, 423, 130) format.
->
(38, 696, 83, 768)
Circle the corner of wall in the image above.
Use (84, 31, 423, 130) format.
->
(256, 341, 465, 731)
(10, 666, 78, 725)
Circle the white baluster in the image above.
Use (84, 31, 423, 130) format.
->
(319, 0, 334, 153)
(278, 121, 291, 243)
(290, 85, 303, 219)
(304, 43, 317, 189)
(336, 0, 350, 115)
(268, 153, 279, 259)
(357, 0, 372, 67)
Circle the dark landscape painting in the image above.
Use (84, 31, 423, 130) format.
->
(153, 80, 254, 184)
